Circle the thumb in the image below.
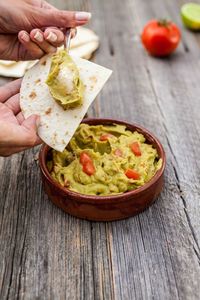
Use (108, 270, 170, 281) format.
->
(22, 114, 40, 132)
(21, 115, 42, 146)
(34, 8, 91, 28)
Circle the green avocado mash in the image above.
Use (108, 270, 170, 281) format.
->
(46, 50, 84, 110)
(47, 124, 162, 196)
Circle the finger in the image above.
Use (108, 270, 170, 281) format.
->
(44, 28, 65, 47)
(0, 116, 41, 149)
(0, 147, 25, 157)
(0, 79, 22, 103)
(4, 94, 21, 115)
(0, 143, 42, 157)
(34, 9, 91, 28)
(18, 31, 45, 59)
(0, 146, 29, 157)
(16, 112, 25, 125)
(22, 114, 39, 132)
(21, 115, 42, 145)
(5, 115, 41, 148)
(30, 29, 57, 53)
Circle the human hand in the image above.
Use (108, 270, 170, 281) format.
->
(0, 0, 91, 60)
(0, 79, 42, 157)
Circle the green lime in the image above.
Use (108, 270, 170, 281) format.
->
(181, 3, 200, 30)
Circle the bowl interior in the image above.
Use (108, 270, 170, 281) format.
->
(39, 118, 166, 201)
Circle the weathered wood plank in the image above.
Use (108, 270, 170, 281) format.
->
(0, 0, 200, 299)
(89, 0, 200, 299)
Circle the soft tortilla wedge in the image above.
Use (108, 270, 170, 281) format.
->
(0, 60, 36, 78)
(70, 27, 99, 49)
(70, 41, 99, 60)
(20, 53, 112, 152)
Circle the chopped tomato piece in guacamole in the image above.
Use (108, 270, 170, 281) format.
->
(130, 141, 141, 156)
(125, 169, 140, 180)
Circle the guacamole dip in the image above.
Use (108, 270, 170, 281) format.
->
(47, 124, 162, 196)
(46, 50, 84, 110)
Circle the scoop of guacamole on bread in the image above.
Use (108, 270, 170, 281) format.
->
(46, 50, 84, 110)
(47, 124, 162, 196)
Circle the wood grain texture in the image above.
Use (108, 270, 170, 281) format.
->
(0, 0, 200, 299)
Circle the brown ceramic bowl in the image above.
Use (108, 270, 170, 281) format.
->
(39, 118, 166, 221)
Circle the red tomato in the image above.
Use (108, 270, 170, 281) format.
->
(130, 142, 141, 156)
(100, 133, 114, 141)
(114, 149, 123, 157)
(141, 19, 181, 57)
(82, 161, 95, 176)
(125, 169, 140, 180)
(80, 152, 92, 165)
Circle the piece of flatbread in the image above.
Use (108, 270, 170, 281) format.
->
(70, 41, 99, 60)
(20, 53, 112, 152)
(70, 27, 99, 49)
(0, 60, 36, 77)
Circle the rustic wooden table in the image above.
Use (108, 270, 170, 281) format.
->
(1, 0, 200, 299)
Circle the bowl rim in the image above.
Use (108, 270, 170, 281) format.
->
(39, 118, 166, 203)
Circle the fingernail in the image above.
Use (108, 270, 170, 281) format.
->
(75, 12, 92, 21)
(34, 31, 43, 42)
(21, 32, 30, 42)
(46, 32, 57, 42)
